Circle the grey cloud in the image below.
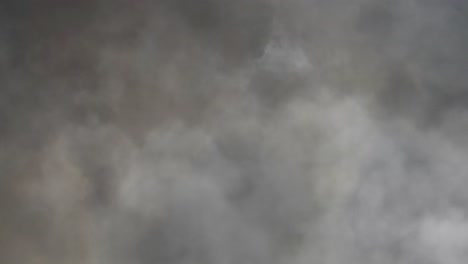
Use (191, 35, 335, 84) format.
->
(1, 0, 468, 263)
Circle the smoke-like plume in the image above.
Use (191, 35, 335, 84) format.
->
(1, 0, 468, 263)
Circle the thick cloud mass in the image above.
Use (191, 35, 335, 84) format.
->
(1, 0, 468, 263)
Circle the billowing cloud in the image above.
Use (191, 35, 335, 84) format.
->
(1, 0, 468, 263)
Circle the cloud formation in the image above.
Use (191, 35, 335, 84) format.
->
(1, 0, 468, 263)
